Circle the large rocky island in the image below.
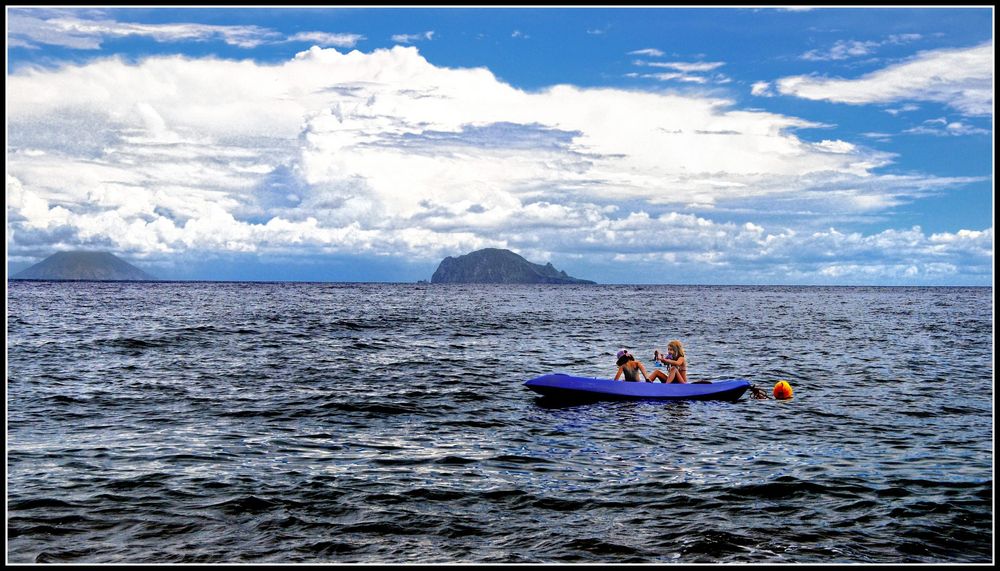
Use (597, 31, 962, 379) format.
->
(11, 251, 157, 281)
(431, 248, 595, 284)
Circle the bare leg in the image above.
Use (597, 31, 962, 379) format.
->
(667, 368, 686, 384)
(647, 369, 669, 383)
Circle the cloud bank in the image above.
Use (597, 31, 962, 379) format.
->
(8, 11, 281, 49)
(7, 10, 364, 50)
(6, 45, 991, 283)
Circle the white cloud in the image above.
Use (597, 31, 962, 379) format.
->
(391, 31, 435, 44)
(861, 132, 894, 141)
(640, 72, 709, 84)
(289, 32, 365, 48)
(576, 219, 992, 284)
(8, 11, 364, 51)
(751, 81, 774, 97)
(800, 33, 923, 61)
(639, 61, 725, 73)
(628, 48, 665, 57)
(801, 39, 881, 61)
(885, 103, 920, 116)
(812, 139, 857, 154)
(778, 42, 993, 116)
(8, 12, 282, 49)
(6, 45, 990, 282)
(888, 33, 923, 44)
(632, 60, 727, 84)
(903, 118, 991, 137)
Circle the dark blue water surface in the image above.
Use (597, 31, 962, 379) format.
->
(6, 282, 994, 563)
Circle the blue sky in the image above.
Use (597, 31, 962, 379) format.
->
(5, 6, 993, 284)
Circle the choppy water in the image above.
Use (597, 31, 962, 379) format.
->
(6, 281, 994, 563)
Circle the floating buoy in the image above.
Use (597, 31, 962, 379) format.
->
(773, 380, 794, 400)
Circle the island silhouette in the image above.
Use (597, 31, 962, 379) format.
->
(11, 251, 156, 281)
(431, 248, 595, 284)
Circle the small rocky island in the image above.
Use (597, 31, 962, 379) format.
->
(11, 251, 157, 281)
(431, 248, 595, 284)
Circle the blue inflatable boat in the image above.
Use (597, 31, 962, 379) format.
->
(524, 373, 750, 402)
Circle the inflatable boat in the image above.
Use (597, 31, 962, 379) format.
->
(524, 373, 750, 402)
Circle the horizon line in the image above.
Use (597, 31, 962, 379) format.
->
(6, 277, 993, 288)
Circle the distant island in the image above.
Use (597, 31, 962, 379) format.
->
(431, 248, 596, 284)
(10, 251, 157, 281)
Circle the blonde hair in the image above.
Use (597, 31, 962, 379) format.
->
(667, 340, 685, 358)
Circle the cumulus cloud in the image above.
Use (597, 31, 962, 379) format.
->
(573, 217, 993, 284)
(778, 42, 993, 116)
(6, 45, 991, 282)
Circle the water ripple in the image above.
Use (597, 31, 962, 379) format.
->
(6, 282, 993, 563)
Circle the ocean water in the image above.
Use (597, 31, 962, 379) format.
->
(6, 281, 994, 563)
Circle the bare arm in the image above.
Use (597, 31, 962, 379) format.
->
(662, 356, 684, 367)
(637, 361, 651, 380)
(613, 365, 624, 381)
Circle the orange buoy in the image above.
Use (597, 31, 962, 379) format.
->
(773, 380, 793, 400)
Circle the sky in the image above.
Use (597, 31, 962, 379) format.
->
(5, 6, 994, 285)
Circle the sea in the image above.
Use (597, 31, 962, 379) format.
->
(6, 281, 994, 564)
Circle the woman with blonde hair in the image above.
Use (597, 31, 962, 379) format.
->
(648, 340, 688, 383)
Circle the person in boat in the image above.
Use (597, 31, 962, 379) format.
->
(613, 349, 651, 382)
(648, 340, 689, 383)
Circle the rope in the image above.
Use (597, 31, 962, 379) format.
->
(748, 384, 770, 400)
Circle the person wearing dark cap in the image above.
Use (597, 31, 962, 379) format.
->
(613, 348, 651, 382)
